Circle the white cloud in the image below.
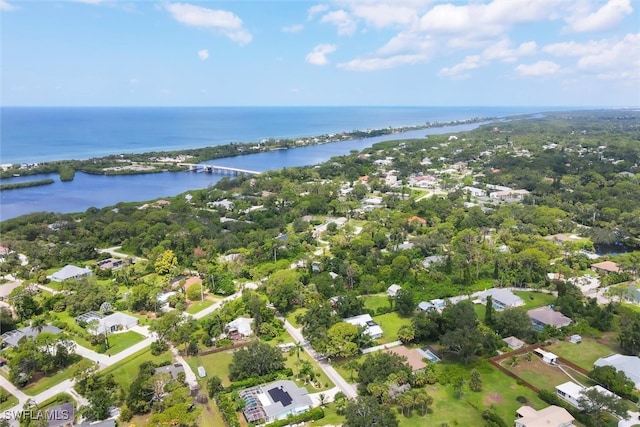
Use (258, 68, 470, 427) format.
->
(166, 3, 252, 45)
(515, 60, 563, 76)
(198, 49, 209, 60)
(0, 0, 16, 10)
(439, 39, 537, 78)
(350, 4, 418, 28)
(71, 0, 106, 4)
(308, 4, 329, 20)
(320, 9, 357, 36)
(419, 0, 562, 37)
(544, 33, 639, 80)
(566, 0, 633, 33)
(282, 24, 304, 33)
(438, 55, 481, 79)
(306, 44, 337, 66)
(338, 53, 427, 71)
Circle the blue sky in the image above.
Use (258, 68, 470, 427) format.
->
(1, 0, 639, 106)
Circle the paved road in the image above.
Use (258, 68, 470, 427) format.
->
(97, 246, 146, 262)
(282, 319, 358, 399)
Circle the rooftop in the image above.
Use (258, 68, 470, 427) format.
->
(528, 306, 572, 328)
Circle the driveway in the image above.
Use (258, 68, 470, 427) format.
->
(282, 319, 358, 399)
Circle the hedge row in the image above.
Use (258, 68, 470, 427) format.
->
(268, 407, 325, 427)
(224, 368, 294, 393)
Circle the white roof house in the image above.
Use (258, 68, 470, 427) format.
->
(594, 354, 640, 389)
(50, 265, 92, 282)
(556, 382, 618, 409)
(387, 284, 402, 297)
(343, 314, 383, 339)
(226, 317, 254, 339)
(477, 288, 524, 310)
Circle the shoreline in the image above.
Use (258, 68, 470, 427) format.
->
(0, 116, 497, 180)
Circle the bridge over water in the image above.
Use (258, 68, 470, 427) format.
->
(179, 163, 261, 175)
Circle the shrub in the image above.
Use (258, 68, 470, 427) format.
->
(515, 396, 528, 404)
(150, 340, 169, 355)
(481, 409, 508, 427)
(268, 407, 324, 427)
(119, 405, 132, 422)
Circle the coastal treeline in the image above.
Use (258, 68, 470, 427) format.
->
(0, 116, 493, 180)
(0, 178, 54, 191)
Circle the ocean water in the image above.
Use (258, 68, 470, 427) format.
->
(0, 106, 557, 164)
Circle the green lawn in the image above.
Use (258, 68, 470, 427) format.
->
(364, 295, 391, 314)
(104, 331, 145, 355)
(186, 349, 235, 387)
(0, 386, 18, 411)
(285, 308, 306, 328)
(23, 357, 89, 395)
(100, 347, 173, 390)
(372, 312, 411, 344)
(547, 335, 619, 370)
(50, 311, 93, 348)
(185, 298, 216, 314)
(514, 291, 557, 310)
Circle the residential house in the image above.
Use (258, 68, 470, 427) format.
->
(417, 301, 438, 312)
(226, 317, 254, 340)
(76, 311, 139, 335)
(96, 258, 124, 270)
(463, 187, 486, 198)
(1, 324, 62, 347)
(154, 363, 186, 381)
(590, 261, 622, 274)
(527, 307, 571, 331)
(594, 354, 640, 389)
(503, 336, 525, 350)
(534, 348, 559, 364)
(489, 189, 530, 202)
(387, 284, 402, 297)
(476, 288, 524, 310)
(383, 346, 426, 372)
(556, 382, 617, 409)
(344, 314, 383, 339)
(50, 265, 92, 282)
(422, 255, 446, 269)
(239, 380, 312, 424)
(407, 216, 427, 226)
(515, 405, 575, 427)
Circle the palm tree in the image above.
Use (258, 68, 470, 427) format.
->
(318, 393, 327, 407)
(30, 316, 45, 335)
(289, 341, 304, 361)
(415, 391, 433, 416)
(345, 359, 360, 382)
(397, 392, 413, 416)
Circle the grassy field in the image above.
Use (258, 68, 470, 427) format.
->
(285, 308, 306, 328)
(504, 355, 593, 392)
(547, 334, 619, 370)
(0, 386, 18, 411)
(104, 330, 145, 355)
(514, 291, 557, 310)
(50, 311, 93, 348)
(364, 295, 391, 314)
(100, 347, 173, 390)
(185, 298, 217, 314)
(23, 357, 89, 395)
(186, 349, 235, 387)
(372, 312, 411, 344)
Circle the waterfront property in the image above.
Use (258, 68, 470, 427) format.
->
(515, 405, 575, 427)
(49, 264, 92, 282)
(527, 306, 572, 331)
(239, 379, 312, 424)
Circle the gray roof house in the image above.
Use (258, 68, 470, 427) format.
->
(154, 363, 186, 381)
(1, 325, 62, 347)
(239, 380, 312, 424)
(76, 311, 138, 335)
(477, 288, 524, 310)
(527, 306, 571, 331)
(50, 265, 92, 282)
(594, 354, 640, 389)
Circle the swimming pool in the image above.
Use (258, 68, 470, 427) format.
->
(418, 347, 441, 363)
